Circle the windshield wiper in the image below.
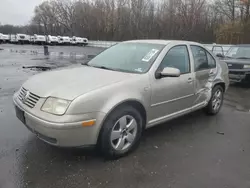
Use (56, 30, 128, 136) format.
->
(81, 62, 89, 65)
(92, 66, 115, 71)
(236, 57, 250, 59)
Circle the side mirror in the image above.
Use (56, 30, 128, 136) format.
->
(216, 53, 224, 58)
(156, 67, 181, 79)
(81, 54, 96, 65)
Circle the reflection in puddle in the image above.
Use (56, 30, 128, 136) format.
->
(6, 48, 92, 72)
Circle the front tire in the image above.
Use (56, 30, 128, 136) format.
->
(205, 85, 224, 115)
(99, 105, 143, 159)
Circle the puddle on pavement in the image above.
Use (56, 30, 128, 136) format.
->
(2, 48, 92, 71)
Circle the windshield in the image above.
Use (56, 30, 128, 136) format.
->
(88, 42, 165, 73)
(226, 46, 250, 59)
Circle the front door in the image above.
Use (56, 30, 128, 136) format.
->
(149, 45, 195, 123)
(190, 45, 217, 107)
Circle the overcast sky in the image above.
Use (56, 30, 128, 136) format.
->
(0, 0, 45, 25)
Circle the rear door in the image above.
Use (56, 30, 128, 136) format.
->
(190, 45, 217, 107)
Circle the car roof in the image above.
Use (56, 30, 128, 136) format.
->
(125, 39, 201, 46)
(234, 44, 250, 47)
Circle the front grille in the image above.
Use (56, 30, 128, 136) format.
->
(18, 87, 40, 108)
(229, 71, 245, 75)
(227, 63, 244, 69)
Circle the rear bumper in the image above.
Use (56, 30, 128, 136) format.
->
(13, 97, 106, 147)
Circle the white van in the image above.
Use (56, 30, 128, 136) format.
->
(30, 36, 35, 44)
(16, 34, 30, 44)
(1, 34, 10, 43)
(46, 35, 59, 45)
(9, 34, 17, 43)
(0, 33, 3, 43)
(82, 38, 88, 46)
(58, 36, 71, 45)
(71, 36, 88, 46)
(34, 34, 46, 45)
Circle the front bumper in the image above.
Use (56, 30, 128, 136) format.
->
(13, 96, 106, 147)
(229, 69, 250, 82)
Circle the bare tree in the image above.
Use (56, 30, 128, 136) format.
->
(8, 0, 245, 43)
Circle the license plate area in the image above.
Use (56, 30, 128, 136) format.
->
(15, 105, 26, 124)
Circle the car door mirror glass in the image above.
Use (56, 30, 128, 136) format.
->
(161, 67, 181, 78)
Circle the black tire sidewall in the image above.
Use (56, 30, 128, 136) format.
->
(99, 105, 143, 158)
(206, 85, 224, 115)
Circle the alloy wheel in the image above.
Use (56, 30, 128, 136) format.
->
(110, 115, 138, 151)
(212, 89, 222, 112)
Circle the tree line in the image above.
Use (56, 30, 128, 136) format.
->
(1, 0, 250, 43)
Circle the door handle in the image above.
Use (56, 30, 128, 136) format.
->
(187, 78, 193, 83)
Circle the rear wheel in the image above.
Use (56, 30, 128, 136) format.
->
(99, 105, 143, 159)
(205, 85, 224, 115)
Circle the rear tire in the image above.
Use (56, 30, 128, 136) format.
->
(205, 85, 224, 115)
(99, 105, 143, 159)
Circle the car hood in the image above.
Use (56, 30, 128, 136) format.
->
(23, 66, 137, 100)
(221, 58, 250, 65)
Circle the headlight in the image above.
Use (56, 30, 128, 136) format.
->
(243, 65, 250, 69)
(41, 97, 71, 115)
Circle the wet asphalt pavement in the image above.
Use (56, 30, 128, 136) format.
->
(0, 44, 250, 188)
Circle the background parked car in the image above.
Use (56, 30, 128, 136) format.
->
(220, 44, 250, 83)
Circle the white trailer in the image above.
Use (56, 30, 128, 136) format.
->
(9, 34, 17, 43)
(46, 35, 59, 45)
(1, 34, 10, 43)
(71, 36, 88, 46)
(0, 33, 3, 43)
(34, 34, 46, 45)
(15, 34, 30, 44)
(30, 36, 35, 44)
(58, 36, 71, 45)
(82, 38, 88, 46)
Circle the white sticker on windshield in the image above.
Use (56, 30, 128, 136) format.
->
(135, 68, 143, 72)
(142, 49, 159, 62)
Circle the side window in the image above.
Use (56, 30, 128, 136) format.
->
(159, 45, 190, 74)
(212, 46, 223, 55)
(207, 52, 216, 68)
(191, 45, 208, 71)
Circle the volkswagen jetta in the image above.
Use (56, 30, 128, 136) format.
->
(13, 40, 229, 158)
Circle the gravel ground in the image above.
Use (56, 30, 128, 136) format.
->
(0, 44, 250, 188)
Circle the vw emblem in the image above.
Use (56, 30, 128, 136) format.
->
(22, 91, 30, 103)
